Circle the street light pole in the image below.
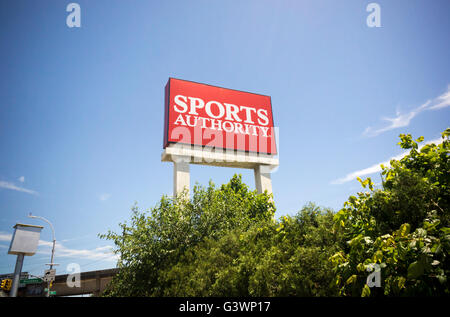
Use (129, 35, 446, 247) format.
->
(28, 213, 57, 297)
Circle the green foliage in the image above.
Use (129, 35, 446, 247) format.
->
(332, 129, 450, 296)
(161, 203, 342, 296)
(99, 174, 275, 296)
(100, 175, 341, 296)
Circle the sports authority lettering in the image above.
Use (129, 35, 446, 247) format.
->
(172, 94, 270, 137)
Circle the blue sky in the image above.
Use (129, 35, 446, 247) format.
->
(0, 0, 449, 278)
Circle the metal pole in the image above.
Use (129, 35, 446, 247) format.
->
(28, 214, 56, 297)
(50, 239, 56, 270)
(47, 239, 55, 298)
(28, 215, 55, 267)
(10, 253, 24, 297)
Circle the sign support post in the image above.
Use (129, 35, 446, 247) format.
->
(7, 223, 43, 297)
(163, 145, 279, 198)
(173, 156, 190, 198)
(254, 164, 273, 195)
(10, 253, 24, 297)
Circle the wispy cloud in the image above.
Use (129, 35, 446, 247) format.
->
(364, 86, 450, 137)
(18, 176, 25, 183)
(0, 233, 12, 242)
(60, 234, 94, 243)
(0, 180, 38, 196)
(0, 232, 117, 262)
(99, 193, 111, 201)
(38, 240, 118, 262)
(37, 239, 117, 262)
(429, 87, 450, 110)
(331, 137, 444, 185)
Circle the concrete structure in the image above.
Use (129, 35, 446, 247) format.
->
(8, 268, 119, 297)
(52, 268, 119, 296)
(162, 144, 279, 198)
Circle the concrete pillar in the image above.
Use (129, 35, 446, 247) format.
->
(173, 157, 190, 198)
(254, 165, 273, 195)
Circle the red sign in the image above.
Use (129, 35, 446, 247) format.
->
(163, 78, 277, 155)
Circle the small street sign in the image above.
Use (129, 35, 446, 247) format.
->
(44, 289, 56, 295)
(20, 278, 43, 285)
(43, 269, 56, 282)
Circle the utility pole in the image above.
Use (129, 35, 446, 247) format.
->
(28, 214, 58, 297)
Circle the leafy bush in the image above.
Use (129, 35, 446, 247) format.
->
(332, 129, 450, 296)
(100, 177, 341, 296)
(161, 203, 342, 296)
(99, 175, 275, 296)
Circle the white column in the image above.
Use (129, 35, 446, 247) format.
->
(173, 157, 190, 199)
(254, 164, 273, 195)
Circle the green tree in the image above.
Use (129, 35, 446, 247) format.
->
(100, 174, 342, 296)
(241, 203, 342, 296)
(142, 203, 342, 296)
(331, 128, 450, 296)
(99, 174, 275, 296)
